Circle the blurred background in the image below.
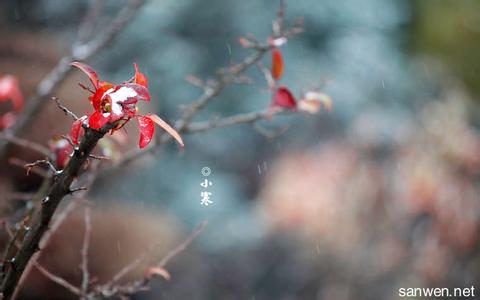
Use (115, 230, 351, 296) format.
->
(1, 0, 479, 299)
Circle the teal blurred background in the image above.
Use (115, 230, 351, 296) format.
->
(1, 0, 479, 299)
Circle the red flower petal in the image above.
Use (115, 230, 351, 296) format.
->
(137, 115, 155, 148)
(88, 111, 109, 130)
(89, 83, 114, 111)
(70, 115, 87, 144)
(71, 62, 100, 89)
(271, 86, 297, 110)
(271, 48, 284, 80)
(134, 63, 148, 88)
(146, 114, 184, 147)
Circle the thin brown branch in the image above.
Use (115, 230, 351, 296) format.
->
(8, 158, 49, 178)
(24, 159, 58, 175)
(88, 154, 110, 160)
(184, 109, 283, 133)
(81, 206, 92, 296)
(89, 221, 207, 299)
(0, 133, 52, 159)
(69, 186, 89, 194)
(33, 263, 81, 296)
(256, 62, 276, 91)
(156, 221, 207, 267)
(0, 0, 144, 161)
(52, 97, 79, 121)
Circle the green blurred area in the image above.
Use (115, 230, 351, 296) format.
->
(412, 0, 480, 96)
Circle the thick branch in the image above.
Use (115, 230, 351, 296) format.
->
(0, 124, 113, 300)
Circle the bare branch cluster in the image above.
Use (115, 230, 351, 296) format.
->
(0, 1, 313, 299)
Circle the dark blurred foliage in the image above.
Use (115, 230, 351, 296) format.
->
(1, 0, 479, 299)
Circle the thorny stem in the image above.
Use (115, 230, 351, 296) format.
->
(11, 161, 100, 300)
(0, 124, 114, 300)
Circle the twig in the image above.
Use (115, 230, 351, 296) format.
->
(184, 109, 284, 133)
(0, 123, 114, 300)
(0, 0, 144, 161)
(8, 158, 49, 178)
(33, 263, 81, 296)
(69, 186, 89, 194)
(88, 154, 110, 160)
(81, 206, 92, 296)
(24, 159, 58, 175)
(89, 221, 207, 299)
(61, 134, 76, 147)
(256, 62, 276, 91)
(156, 221, 207, 267)
(52, 97, 79, 121)
(0, 132, 52, 159)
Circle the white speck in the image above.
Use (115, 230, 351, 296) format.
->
(106, 86, 137, 115)
(226, 43, 232, 55)
(56, 139, 69, 148)
(381, 79, 385, 89)
(257, 164, 261, 174)
(271, 37, 287, 47)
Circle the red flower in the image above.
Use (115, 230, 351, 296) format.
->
(70, 62, 183, 149)
(271, 86, 297, 110)
(0, 74, 24, 129)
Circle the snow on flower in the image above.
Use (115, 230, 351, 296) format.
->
(70, 62, 183, 149)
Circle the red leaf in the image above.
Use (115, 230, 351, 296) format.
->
(271, 48, 284, 80)
(146, 114, 184, 147)
(88, 111, 109, 130)
(271, 86, 297, 110)
(70, 115, 87, 144)
(71, 62, 100, 89)
(134, 63, 149, 88)
(137, 115, 155, 148)
(0, 75, 24, 111)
